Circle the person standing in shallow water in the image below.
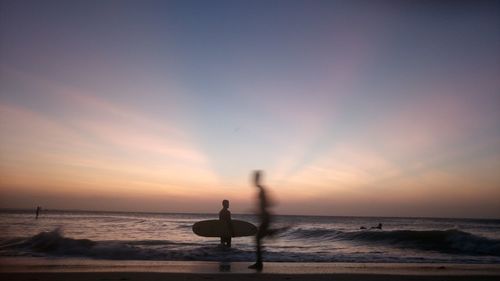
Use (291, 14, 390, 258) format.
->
(249, 170, 272, 271)
(219, 199, 233, 247)
(35, 206, 41, 219)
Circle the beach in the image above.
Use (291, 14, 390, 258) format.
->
(2, 0, 500, 279)
(2, 211, 499, 264)
(2, 211, 500, 280)
(1, 258, 500, 280)
(3, 272, 500, 281)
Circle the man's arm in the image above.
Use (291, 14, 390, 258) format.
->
(227, 211, 234, 236)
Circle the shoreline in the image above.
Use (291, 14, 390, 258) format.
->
(1, 273, 499, 281)
(1, 258, 500, 275)
(2, 258, 500, 281)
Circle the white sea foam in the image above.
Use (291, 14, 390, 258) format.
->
(1, 210, 499, 263)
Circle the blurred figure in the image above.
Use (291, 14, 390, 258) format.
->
(35, 206, 41, 219)
(249, 170, 272, 271)
(219, 199, 233, 247)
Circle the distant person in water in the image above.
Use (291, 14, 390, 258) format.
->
(360, 223, 383, 230)
(35, 206, 41, 219)
(219, 199, 233, 247)
(249, 170, 274, 271)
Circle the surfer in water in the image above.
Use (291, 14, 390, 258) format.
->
(360, 223, 383, 230)
(249, 170, 274, 271)
(219, 199, 233, 247)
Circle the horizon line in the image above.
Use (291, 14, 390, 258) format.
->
(1, 207, 499, 221)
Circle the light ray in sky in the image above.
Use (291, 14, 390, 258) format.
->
(1, 0, 499, 217)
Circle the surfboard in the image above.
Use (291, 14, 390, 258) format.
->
(192, 220, 257, 237)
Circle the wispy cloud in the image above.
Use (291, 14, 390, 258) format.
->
(0, 68, 219, 200)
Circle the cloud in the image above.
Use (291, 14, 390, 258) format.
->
(0, 69, 220, 201)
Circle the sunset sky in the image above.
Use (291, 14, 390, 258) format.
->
(1, 0, 499, 218)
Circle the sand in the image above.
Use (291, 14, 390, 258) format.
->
(2, 272, 500, 281)
(1, 258, 500, 281)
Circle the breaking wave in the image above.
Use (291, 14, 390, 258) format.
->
(1, 227, 499, 261)
(0, 228, 253, 261)
(289, 228, 500, 256)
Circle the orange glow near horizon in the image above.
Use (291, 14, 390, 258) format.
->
(1, 72, 499, 217)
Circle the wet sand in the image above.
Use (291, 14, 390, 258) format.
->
(2, 272, 500, 281)
(1, 258, 499, 281)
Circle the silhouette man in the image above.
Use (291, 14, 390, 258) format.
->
(219, 199, 233, 247)
(35, 206, 41, 219)
(249, 170, 272, 271)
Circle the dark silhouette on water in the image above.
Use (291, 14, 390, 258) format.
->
(360, 223, 383, 230)
(248, 170, 275, 271)
(35, 206, 41, 219)
(219, 199, 233, 247)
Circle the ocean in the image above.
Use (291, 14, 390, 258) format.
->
(1, 210, 499, 264)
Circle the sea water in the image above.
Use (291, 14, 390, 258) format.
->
(0, 210, 499, 263)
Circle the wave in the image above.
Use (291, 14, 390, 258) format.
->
(289, 228, 500, 256)
(0, 228, 253, 261)
(1, 227, 499, 261)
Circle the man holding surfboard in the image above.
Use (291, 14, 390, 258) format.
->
(219, 199, 233, 247)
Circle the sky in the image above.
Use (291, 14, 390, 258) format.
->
(0, 0, 499, 218)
